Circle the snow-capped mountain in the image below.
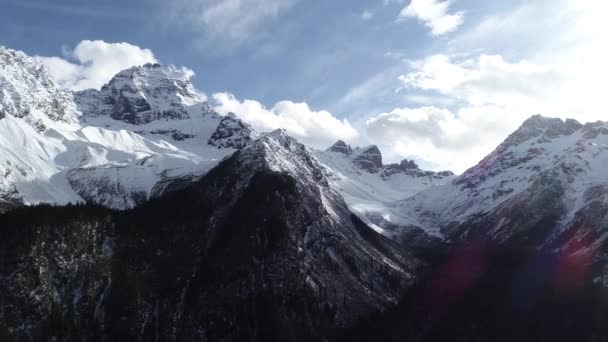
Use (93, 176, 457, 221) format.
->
(316, 140, 454, 237)
(0, 46, 256, 210)
(395, 115, 608, 245)
(0, 46, 447, 213)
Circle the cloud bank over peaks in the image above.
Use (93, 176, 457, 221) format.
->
(39, 40, 197, 92)
(38, 40, 161, 91)
(365, 105, 512, 173)
(212, 92, 359, 149)
(35, 40, 359, 152)
(368, 53, 572, 172)
(38, 40, 159, 90)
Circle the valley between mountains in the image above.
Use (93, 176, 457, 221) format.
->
(1, 45, 608, 341)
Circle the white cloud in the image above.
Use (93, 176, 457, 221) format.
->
(366, 106, 512, 173)
(361, 10, 374, 20)
(452, 0, 607, 121)
(37, 39, 357, 150)
(166, 0, 298, 51)
(399, 54, 566, 111)
(212, 92, 359, 149)
(380, 52, 604, 172)
(399, 0, 464, 35)
(38, 40, 157, 91)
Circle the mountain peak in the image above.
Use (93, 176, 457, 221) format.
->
(75, 63, 203, 125)
(239, 130, 328, 182)
(106, 63, 195, 87)
(353, 145, 383, 173)
(504, 114, 583, 148)
(327, 140, 353, 155)
(261, 128, 291, 142)
(522, 114, 583, 131)
(208, 113, 257, 149)
(399, 159, 419, 170)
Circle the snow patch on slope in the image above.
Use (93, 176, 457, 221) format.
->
(315, 141, 455, 237)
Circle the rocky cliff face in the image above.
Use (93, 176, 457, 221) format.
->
(316, 141, 455, 240)
(328, 140, 353, 155)
(353, 146, 383, 173)
(0, 47, 79, 127)
(208, 113, 257, 149)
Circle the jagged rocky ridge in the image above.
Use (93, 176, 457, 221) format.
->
(208, 113, 257, 149)
(325, 140, 454, 178)
(0, 131, 418, 341)
(316, 140, 455, 241)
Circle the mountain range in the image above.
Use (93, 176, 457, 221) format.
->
(1, 45, 607, 341)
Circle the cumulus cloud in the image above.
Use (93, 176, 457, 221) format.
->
(366, 0, 608, 173)
(38, 40, 158, 91)
(374, 52, 592, 172)
(399, 54, 565, 111)
(366, 106, 513, 173)
(399, 0, 464, 35)
(367, 54, 564, 171)
(440, 0, 607, 120)
(212, 92, 359, 149)
(166, 0, 298, 51)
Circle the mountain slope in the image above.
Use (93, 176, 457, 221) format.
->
(341, 118, 608, 342)
(0, 131, 418, 341)
(394, 115, 608, 253)
(316, 141, 454, 237)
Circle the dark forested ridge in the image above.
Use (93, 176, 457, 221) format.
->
(4, 197, 608, 341)
(342, 194, 608, 342)
(2, 160, 608, 342)
(0, 141, 417, 341)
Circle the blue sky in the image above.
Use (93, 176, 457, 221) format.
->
(0, 0, 466, 112)
(1, 0, 606, 172)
